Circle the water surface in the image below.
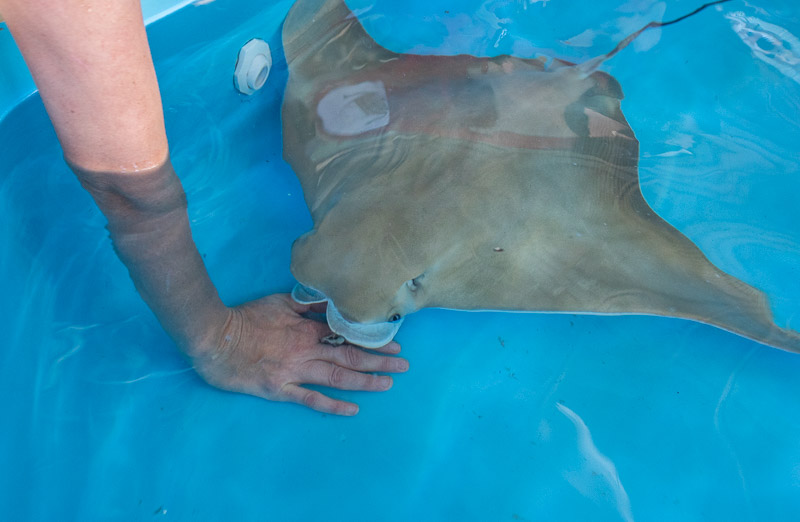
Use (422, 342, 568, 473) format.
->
(1, 0, 799, 520)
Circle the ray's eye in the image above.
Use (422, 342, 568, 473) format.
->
(389, 314, 402, 323)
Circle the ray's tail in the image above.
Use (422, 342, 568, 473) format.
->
(579, 0, 734, 75)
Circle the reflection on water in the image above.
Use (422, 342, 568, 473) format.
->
(557, 403, 634, 522)
(2, 0, 800, 520)
(727, 11, 800, 84)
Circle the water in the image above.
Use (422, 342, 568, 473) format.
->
(1, 0, 799, 520)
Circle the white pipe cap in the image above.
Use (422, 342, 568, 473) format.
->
(234, 39, 272, 95)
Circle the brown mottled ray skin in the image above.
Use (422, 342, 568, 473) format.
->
(282, 0, 800, 352)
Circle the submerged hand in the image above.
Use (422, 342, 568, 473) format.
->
(190, 294, 409, 416)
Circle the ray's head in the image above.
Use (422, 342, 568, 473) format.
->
(290, 209, 439, 326)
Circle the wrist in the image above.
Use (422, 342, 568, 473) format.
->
(179, 305, 241, 360)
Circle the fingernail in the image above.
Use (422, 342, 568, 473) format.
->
(396, 359, 409, 371)
(379, 376, 393, 389)
(346, 405, 359, 416)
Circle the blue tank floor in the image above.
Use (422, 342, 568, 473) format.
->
(1, 0, 799, 520)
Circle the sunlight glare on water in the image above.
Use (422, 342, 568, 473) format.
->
(1, 0, 799, 520)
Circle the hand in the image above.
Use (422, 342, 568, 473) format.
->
(190, 294, 409, 415)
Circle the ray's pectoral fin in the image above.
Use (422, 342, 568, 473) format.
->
(283, 0, 398, 81)
(573, 202, 800, 353)
(662, 258, 800, 353)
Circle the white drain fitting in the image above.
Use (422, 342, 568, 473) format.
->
(233, 39, 272, 95)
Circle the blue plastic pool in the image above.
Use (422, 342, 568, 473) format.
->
(1, 0, 799, 520)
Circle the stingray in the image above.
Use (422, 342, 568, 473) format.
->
(280, 0, 800, 352)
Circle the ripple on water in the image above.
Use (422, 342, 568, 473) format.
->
(726, 11, 800, 84)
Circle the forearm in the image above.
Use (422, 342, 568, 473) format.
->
(2, 0, 225, 352)
(0, 0, 167, 170)
(71, 159, 229, 355)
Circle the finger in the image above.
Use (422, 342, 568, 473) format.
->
(369, 341, 402, 355)
(279, 383, 359, 416)
(304, 317, 336, 339)
(309, 301, 328, 314)
(319, 344, 409, 373)
(302, 360, 393, 392)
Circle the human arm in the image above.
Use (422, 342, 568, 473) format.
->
(0, 0, 407, 415)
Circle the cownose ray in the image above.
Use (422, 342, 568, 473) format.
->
(281, 0, 800, 352)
